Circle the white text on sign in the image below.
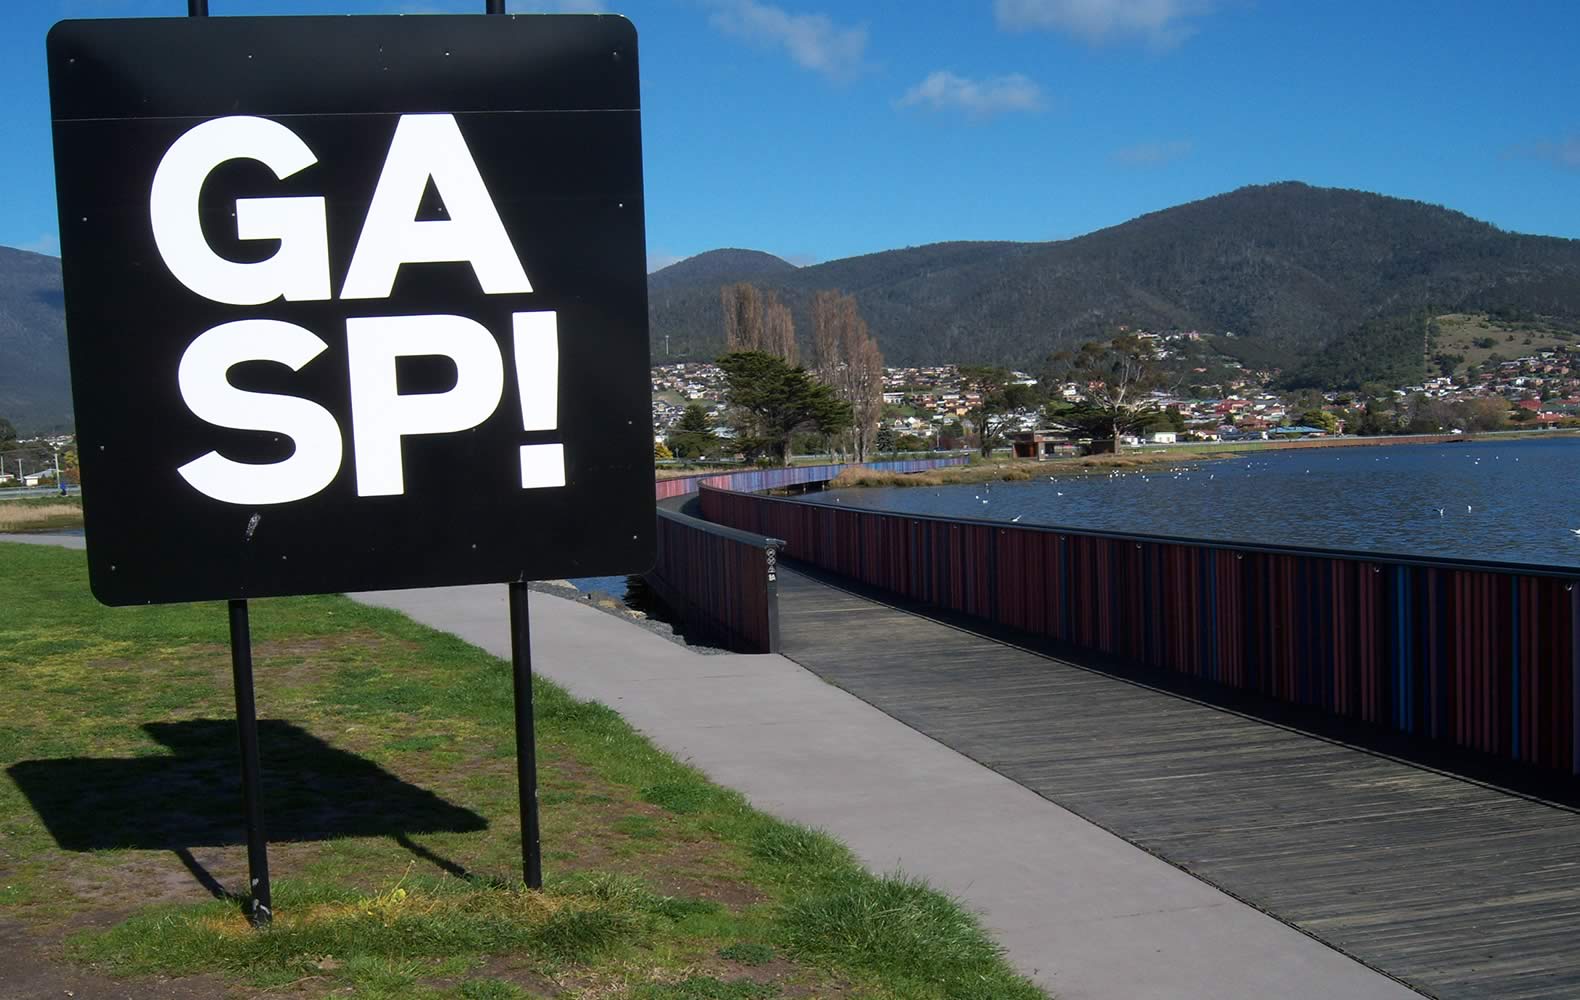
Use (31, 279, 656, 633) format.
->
(149, 113, 560, 505)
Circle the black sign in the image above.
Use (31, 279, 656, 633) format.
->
(48, 15, 654, 606)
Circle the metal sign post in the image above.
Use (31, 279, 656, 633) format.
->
(227, 599, 272, 923)
(188, 0, 271, 928)
(486, 0, 542, 893)
(508, 582, 543, 889)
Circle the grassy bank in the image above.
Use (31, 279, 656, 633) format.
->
(0, 542, 1044, 1000)
(0, 494, 83, 532)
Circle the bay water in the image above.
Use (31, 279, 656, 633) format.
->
(806, 438, 1580, 570)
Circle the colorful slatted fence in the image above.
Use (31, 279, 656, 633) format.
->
(644, 457, 968, 652)
(645, 510, 783, 653)
(699, 483, 1580, 774)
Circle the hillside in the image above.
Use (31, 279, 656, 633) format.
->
(0, 247, 71, 432)
(648, 248, 797, 293)
(6, 183, 1580, 429)
(648, 183, 1580, 377)
(1282, 307, 1580, 390)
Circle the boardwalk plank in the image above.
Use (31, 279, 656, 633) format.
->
(774, 567, 1580, 1000)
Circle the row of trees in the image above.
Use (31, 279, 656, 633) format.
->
(960, 335, 1175, 456)
(721, 283, 798, 364)
(1345, 394, 1517, 436)
(0, 418, 78, 484)
(681, 331, 1176, 463)
(709, 283, 885, 465)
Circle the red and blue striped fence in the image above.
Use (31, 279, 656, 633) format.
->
(645, 457, 967, 652)
(645, 510, 783, 653)
(699, 484, 1580, 774)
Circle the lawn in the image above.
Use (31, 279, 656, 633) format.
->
(0, 541, 1044, 1000)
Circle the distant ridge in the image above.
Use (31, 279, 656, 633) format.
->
(0, 246, 70, 432)
(647, 182, 1580, 377)
(649, 248, 797, 294)
(6, 183, 1580, 430)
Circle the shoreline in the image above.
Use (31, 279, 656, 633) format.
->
(829, 429, 1578, 489)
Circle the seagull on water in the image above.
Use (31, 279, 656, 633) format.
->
(1010, 514, 1023, 522)
(1433, 507, 1445, 517)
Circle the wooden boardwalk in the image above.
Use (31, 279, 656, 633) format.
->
(775, 567, 1580, 1000)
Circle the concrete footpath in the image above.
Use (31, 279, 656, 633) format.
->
(355, 583, 1422, 1000)
(0, 532, 85, 549)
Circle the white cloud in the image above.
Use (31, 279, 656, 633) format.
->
(897, 71, 1046, 118)
(995, 0, 1215, 48)
(1508, 134, 1580, 172)
(1111, 139, 1194, 165)
(708, 0, 867, 82)
(10, 233, 59, 256)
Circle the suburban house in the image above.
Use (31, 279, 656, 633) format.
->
(1009, 430, 1080, 460)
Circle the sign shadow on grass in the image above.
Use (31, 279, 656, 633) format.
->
(8, 719, 489, 898)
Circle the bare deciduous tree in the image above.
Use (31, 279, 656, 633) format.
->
(811, 290, 884, 461)
(721, 282, 764, 352)
(812, 291, 843, 386)
(762, 293, 798, 366)
(847, 333, 884, 461)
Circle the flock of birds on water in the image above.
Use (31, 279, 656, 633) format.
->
(822, 446, 1580, 549)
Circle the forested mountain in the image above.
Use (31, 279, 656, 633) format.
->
(648, 183, 1580, 379)
(6, 183, 1580, 431)
(648, 248, 798, 294)
(0, 247, 71, 433)
(1281, 312, 1437, 391)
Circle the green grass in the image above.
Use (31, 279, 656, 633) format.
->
(0, 541, 1046, 1000)
(717, 943, 775, 965)
(1432, 312, 1578, 374)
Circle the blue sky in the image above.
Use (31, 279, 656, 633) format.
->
(5, 1, 1578, 269)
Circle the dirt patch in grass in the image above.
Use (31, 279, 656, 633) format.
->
(56, 842, 326, 927)
(0, 918, 226, 1000)
(455, 953, 568, 995)
(648, 869, 766, 910)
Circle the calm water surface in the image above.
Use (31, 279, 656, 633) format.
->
(808, 438, 1580, 569)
